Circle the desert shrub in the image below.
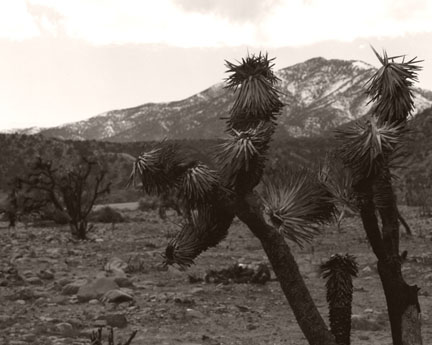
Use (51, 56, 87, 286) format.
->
(138, 196, 159, 211)
(41, 207, 70, 225)
(89, 206, 125, 223)
(19, 156, 110, 239)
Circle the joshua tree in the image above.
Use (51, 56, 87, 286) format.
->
(336, 48, 423, 344)
(130, 53, 339, 345)
(321, 254, 358, 345)
(20, 156, 111, 239)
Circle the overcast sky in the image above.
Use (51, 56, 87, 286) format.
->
(1, 0, 432, 130)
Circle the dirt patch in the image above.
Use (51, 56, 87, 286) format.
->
(0, 207, 431, 344)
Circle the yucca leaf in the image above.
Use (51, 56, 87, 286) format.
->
(335, 116, 407, 181)
(367, 46, 422, 124)
(177, 162, 221, 209)
(162, 206, 234, 269)
(321, 254, 358, 281)
(319, 157, 358, 214)
(216, 122, 274, 187)
(261, 168, 335, 248)
(225, 53, 284, 126)
(127, 142, 192, 195)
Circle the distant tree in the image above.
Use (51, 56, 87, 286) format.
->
(0, 178, 47, 230)
(129, 53, 339, 345)
(20, 156, 110, 239)
(336, 48, 423, 344)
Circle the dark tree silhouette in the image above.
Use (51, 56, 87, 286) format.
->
(20, 156, 110, 239)
(129, 54, 339, 345)
(336, 48, 423, 344)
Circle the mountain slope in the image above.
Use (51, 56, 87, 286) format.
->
(14, 57, 432, 142)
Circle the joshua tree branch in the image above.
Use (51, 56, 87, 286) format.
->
(235, 192, 337, 345)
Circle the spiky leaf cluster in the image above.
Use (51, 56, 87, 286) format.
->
(321, 254, 358, 345)
(262, 169, 335, 248)
(128, 143, 186, 195)
(225, 53, 284, 126)
(367, 47, 422, 124)
(319, 158, 358, 214)
(219, 53, 283, 191)
(177, 163, 220, 209)
(162, 206, 233, 269)
(335, 116, 407, 182)
(217, 122, 274, 187)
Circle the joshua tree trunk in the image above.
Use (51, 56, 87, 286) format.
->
(355, 179, 422, 345)
(236, 193, 337, 345)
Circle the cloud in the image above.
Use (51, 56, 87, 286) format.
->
(26, 2, 64, 36)
(1, 0, 432, 47)
(173, 0, 281, 23)
(263, 0, 432, 46)
(0, 0, 40, 40)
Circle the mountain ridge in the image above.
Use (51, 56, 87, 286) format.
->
(6, 57, 432, 142)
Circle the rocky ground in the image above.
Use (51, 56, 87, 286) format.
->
(0, 207, 431, 345)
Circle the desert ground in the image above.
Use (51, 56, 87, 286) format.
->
(1, 206, 431, 345)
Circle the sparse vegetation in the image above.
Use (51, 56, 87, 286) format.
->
(90, 206, 125, 224)
(18, 156, 111, 239)
(0, 48, 431, 345)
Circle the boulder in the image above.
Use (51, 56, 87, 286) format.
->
(77, 277, 119, 302)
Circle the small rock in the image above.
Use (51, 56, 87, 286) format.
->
(113, 276, 134, 288)
(104, 257, 128, 274)
(22, 270, 33, 278)
(38, 269, 55, 280)
(9, 287, 35, 301)
(58, 278, 72, 286)
(56, 322, 74, 337)
(362, 266, 373, 273)
(351, 314, 383, 331)
(62, 279, 88, 295)
(77, 277, 119, 302)
(101, 289, 134, 303)
(26, 276, 43, 285)
(16, 299, 26, 305)
(46, 248, 61, 258)
(50, 295, 68, 305)
(96, 313, 128, 328)
(69, 295, 79, 304)
(39, 316, 55, 322)
(186, 308, 205, 319)
(190, 287, 204, 294)
(358, 335, 370, 341)
(88, 299, 99, 305)
(22, 333, 37, 342)
(174, 296, 195, 307)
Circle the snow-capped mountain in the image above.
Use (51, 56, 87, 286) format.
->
(10, 57, 432, 142)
